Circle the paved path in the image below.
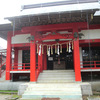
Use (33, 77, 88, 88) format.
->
(0, 94, 12, 100)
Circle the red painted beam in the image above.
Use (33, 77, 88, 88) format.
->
(89, 24, 100, 30)
(21, 22, 87, 33)
(79, 39, 100, 44)
(11, 43, 30, 47)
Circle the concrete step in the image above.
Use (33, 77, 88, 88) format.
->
(37, 80, 75, 83)
(24, 91, 81, 95)
(21, 82, 82, 100)
(40, 73, 75, 75)
(38, 77, 75, 80)
(39, 74, 75, 76)
(43, 70, 74, 72)
(22, 94, 82, 100)
(26, 85, 81, 91)
(21, 98, 82, 100)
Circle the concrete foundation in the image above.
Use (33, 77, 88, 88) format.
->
(0, 81, 100, 96)
(0, 81, 27, 90)
(80, 83, 93, 95)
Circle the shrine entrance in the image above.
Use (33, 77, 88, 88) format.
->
(47, 48, 74, 70)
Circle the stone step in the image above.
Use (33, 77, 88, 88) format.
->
(26, 83, 80, 87)
(39, 74, 75, 76)
(43, 70, 74, 72)
(24, 91, 81, 95)
(39, 73, 75, 76)
(40, 71, 74, 73)
(38, 78, 75, 82)
(38, 76, 75, 79)
(26, 83, 79, 87)
(26, 88, 81, 92)
(37, 80, 75, 83)
(21, 98, 82, 100)
(22, 94, 82, 100)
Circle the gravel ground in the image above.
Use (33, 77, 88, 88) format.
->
(0, 94, 12, 100)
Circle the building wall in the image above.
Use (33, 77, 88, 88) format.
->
(80, 29, 100, 40)
(11, 34, 30, 44)
(11, 29, 100, 44)
(12, 29, 100, 67)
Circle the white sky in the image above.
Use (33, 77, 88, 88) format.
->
(0, 0, 67, 49)
(0, 0, 99, 49)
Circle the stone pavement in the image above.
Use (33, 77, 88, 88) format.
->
(0, 94, 12, 100)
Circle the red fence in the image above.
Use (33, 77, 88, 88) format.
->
(80, 61, 100, 69)
(11, 63, 40, 81)
(11, 63, 30, 71)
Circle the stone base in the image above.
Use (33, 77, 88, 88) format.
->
(18, 83, 29, 95)
(80, 82, 93, 95)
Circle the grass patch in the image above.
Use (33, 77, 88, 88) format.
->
(0, 90, 18, 93)
(0, 90, 18, 95)
(12, 94, 21, 98)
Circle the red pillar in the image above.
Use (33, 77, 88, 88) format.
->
(38, 44, 43, 72)
(6, 32, 12, 80)
(43, 46, 47, 70)
(14, 48, 18, 66)
(30, 41, 36, 82)
(73, 28, 81, 82)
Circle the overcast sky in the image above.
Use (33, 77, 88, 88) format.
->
(1, 0, 67, 48)
(0, 0, 99, 48)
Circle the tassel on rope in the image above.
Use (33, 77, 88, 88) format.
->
(91, 14, 93, 20)
(69, 42, 71, 53)
(57, 44, 60, 55)
(66, 43, 68, 52)
(55, 44, 57, 53)
(60, 44, 62, 53)
(38, 44, 41, 56)
(48, 46, 50, 56)
(72, 41, 73, 50)
(37, 44, 38, 54)
(51, 45, 53, 54)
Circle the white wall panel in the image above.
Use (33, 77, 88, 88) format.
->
(11, 34, 30, 44)
(80, 29, 100, 40)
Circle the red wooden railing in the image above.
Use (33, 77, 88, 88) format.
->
(80, 61, 100, 69)
(11, 63, 30, 71)
(11, 62, 41, 81)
